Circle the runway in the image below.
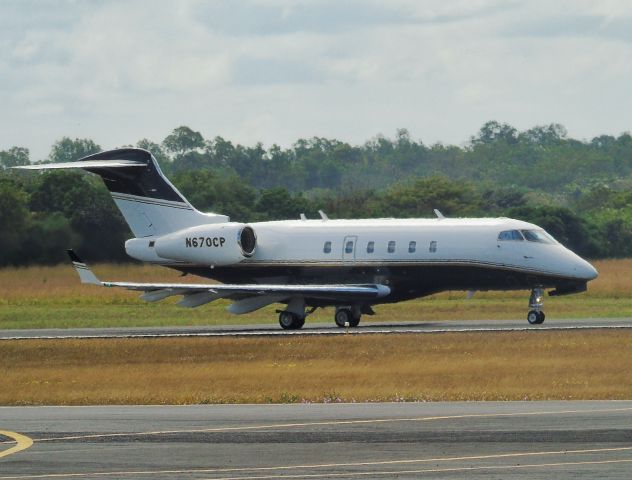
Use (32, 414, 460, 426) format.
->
(1, 402, 632, 479)
(1, 317, 631, 340)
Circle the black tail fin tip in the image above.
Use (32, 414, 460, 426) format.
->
(67, 249, 83, 263)
(78, 148, 186, 203)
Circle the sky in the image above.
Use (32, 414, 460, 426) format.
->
(2, 0, 632, 161)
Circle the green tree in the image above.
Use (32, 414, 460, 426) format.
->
(380, 177, 482, 217)
(0, 179, 30, 265)
(162, 126, 205, 157)
(0, 147, 29, 169)
(254, 188, 310, 220)
(48, 138, 101, 163)
(470, 121, 518, 145)
(21, 213, 78, 265)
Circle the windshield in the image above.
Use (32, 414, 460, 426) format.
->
(498, 230, 524, 241)
(521, 229, 557, 244)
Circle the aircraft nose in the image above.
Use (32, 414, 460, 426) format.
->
(575, 256, 598, 281)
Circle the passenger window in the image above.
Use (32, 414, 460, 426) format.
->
(345, 240, 354, 254)
(408, 241, 416, 253)
(323, 241, 332, 254)
(388, 241, 396, 253)
(148, 240, 155, 248)
(367, 241, 375, 254)
(429, 240, 437, 253)
(498, 230, 524, 241)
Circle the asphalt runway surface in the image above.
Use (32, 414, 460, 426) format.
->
(1, 402, 632, 479)
(1, 317, 631, 340)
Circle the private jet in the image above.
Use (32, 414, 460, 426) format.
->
(17, 148, 598, 329)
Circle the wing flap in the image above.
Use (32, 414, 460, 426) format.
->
(227, 295, 289, 314)
(67, 250, 391, 312)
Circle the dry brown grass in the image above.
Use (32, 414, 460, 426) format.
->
(2, 330, 632, 405)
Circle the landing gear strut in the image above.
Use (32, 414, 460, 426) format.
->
(334, 307, 361, 328)
(527, 288, 545, 325)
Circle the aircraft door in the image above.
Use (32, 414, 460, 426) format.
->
(342, 235, 358, 262)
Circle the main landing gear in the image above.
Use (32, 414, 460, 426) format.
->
(278, 297, 310, 330)
(334, 307, 361, 328)
(278, 306, 364, 330)
(278, 311, 305, 330)
(527, 288, 545, 325)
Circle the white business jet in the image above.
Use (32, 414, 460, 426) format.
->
(18, 149, 598, 329)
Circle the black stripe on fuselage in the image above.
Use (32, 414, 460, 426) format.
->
(164, 261, 586, 304)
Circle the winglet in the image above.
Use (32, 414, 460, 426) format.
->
(67, 250, 101, 285)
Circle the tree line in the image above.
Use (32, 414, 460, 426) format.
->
(1, 121, 632, 266)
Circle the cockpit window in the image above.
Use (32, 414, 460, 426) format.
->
(521, 230, 557, 244)
(498, 230, 524, 241)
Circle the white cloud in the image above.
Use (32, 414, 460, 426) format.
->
(1, 0, 632, 160)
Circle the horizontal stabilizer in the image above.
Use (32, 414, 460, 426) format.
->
(14, 159, 146, 170)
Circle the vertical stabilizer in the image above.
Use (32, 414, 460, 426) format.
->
(16, 148, 228, 237)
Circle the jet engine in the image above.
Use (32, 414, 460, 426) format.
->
(154, 223, 256, 266)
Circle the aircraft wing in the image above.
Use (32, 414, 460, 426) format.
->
(68, 251, 390, 313)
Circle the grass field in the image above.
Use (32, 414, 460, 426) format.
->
(0, 259, 631, 329)
(2, 330, 632, 405)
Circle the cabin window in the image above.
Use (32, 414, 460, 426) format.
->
(148, 240, 155, 248)
(345, 240, 354, 254)
(521, 230, 556, 244)
(323, 241, 332, 254)
(429, 240, 437, 253)
(388, 241, 396, 253)
(367, 241, 375, 254)
(408, 241, 416, 253)
(498, 230, 524, 241)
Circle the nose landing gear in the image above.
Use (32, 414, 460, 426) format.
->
(527, 288, 545, 324)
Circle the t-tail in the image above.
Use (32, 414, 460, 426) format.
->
(16, 149, 234, 262)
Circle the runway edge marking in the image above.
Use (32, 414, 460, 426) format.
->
(2, 324, 632, 340)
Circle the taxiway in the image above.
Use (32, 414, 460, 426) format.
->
(1, 401, 632, 479)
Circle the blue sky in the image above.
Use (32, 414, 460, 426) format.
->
(2, 0, 632, 160)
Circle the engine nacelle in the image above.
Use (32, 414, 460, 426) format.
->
(154, 223, 256, 266)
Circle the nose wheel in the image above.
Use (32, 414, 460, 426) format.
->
(527, 288, 545, 325)
(527, 310, 545, 324)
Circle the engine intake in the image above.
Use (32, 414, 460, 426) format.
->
(154, 223, 257, 265)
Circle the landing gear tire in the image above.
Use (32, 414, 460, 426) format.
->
(335, 309, 361, 328)
(527, 310, 545, 325)
(335, 309, 350, 328)
(279, 311, 305, 330)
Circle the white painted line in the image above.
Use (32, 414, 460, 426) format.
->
(1, 324, 632, 340)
